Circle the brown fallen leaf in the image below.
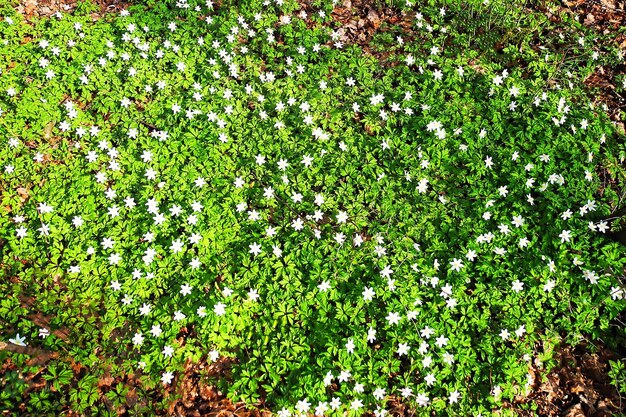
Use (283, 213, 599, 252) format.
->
(565, 403, 586, 417)
(16, 187, 29, 202)
(126, 388, 138, 407)
(24, 0, 37, 17)
(43, 121, 55, 140)
(98, 373, 115, 389)
(600, 0, 616, 9)
(367, 10, 381, 29)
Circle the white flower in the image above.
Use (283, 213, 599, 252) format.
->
(318, 281, 331, 292)
(277, 408, 291, 417)
(108, 253, 121, 265)
(214, 302, 226, 316)
(449, 390, 460, 404)
(443, 352, 455, 365)
(161, 371, 174, 385)
(422, 356, 433, 368)
(397, 343, 410, 356)
(611, 287, 625, 300)
(338, 370, 351, 382)
(180, 283, 192, 296)
(263, 187, 275, 199)
(367, 327, 376, 343)
(416, 178, 429, 193)
(139, 303, 152, 316)
(162, 345, 174, 358)
(424, 373, 436, 386)
(15, 226, 27, 239)
(435, 335, 449, 347)
(132, 332, 144, 346)
(291, 192, 303, 203)
(291, 218, 304, 231)
(315, 402, 328, 416)
(336, 211, 348, 223)
(370, 93, 385, 105)
(494, 247, 506, 255)
(449, 258, 464, 272)
(248, 288, 259, 302)
(9, 333, 26, 346)
(249, 242, 262, 256)
(350, 399, 363, 410)
(189, 257, 202, 269)
(170, 239, 184, 253)
(301, 155, 313, 167)
(150, 324, 162, 337)
(295, 399, 311, 414)
(373, 387, 386, 400)
(399, 387, 412, 398)
(386, 312, 401, 325)
(380, 265, 393, 278)
(38, 202, 54, 214)
(421, 326, 434, 339)
(362, 286, 375, 302)
(583, 269, 599, 284)
(248, 210, 260, 221)
(346, 338, 355, 353)
(323, 371, 334, 386)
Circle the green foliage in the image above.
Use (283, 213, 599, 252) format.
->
(1, 0, 625, 415)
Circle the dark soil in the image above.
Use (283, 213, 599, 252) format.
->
(330, 0, 413, 60)
(1, 354, 270, 417)
(549, 0, 626, 127)
(505, 343, 624, 416)
(16, 0, 130, 19)
(156, 358, 271, 417)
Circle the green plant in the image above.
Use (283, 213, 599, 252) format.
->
(1, 0, 626, 415)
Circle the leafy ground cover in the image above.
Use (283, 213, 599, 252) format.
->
(2, 0, 626, 416)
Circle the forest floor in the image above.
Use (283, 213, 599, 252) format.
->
(8, 0, 626, 416)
